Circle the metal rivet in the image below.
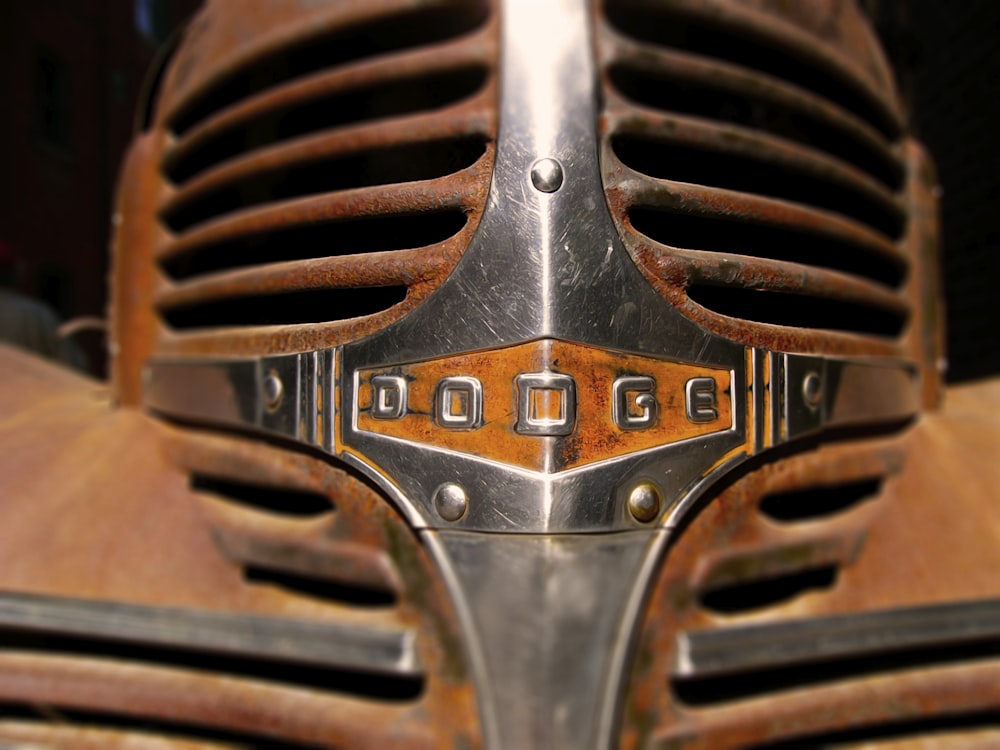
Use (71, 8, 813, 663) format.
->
(263, 371, 284, 411)
(802, 371, 823, 408)
(530, 158, 564, 193)
(433, 483, 468, 522)
(627, 481, 662, 523)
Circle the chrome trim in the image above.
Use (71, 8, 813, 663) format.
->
(427, 529, 657, 750)
(0, 591, 420, 676)
(674, 598, 1000, 679)
(515, 371, 577, 436)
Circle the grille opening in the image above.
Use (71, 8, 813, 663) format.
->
(191, 475, 333, 517)
(168, 0, 490, 135)
(698, 564, 838, 614)
(759, 478, 883, 522)
(245, 566, 396, 608)
(166, 66, 489, 183)
(751, 712, 1000, 749)
(612, 134, 904, 240)
(673, 639, 1000, 706)
(160, 285, 409, 330)
(161, 137, 489, 233)
(606, 66, 904, 192)
(628, 208, 906, 288)
(161, 211, 468, 281)
(0, 631, 424, 701)
(0, 705, 316, 749)
(686, 286, 908, 337)
(602, 3, 901, 141)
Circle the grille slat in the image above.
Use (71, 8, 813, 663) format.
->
(642, 246, 909, 321)
(602, 30, 904, 189)
(160, 107, 491, 233)
(145, 0, 497, 352)
(0, 653, 432, 749)
(0, 592, 418, 676)
(602, 0, 904, 139)
(620, 175, 907, 270)
(163, 0, 491, 135)
(165, 32, 494, 184)
(608, 107, 906, 240)
(614, 427, 1000, 749)
(156, 247, 453, 330)
(195, 495, 402, 603)
(0, 423, 485, 749)
(658, 664, 1000, 748)
(612, 171, 910, 340)
(0, 717, 258, 749)
(599, 0, 914, 352)
(156, 176, 478, 276)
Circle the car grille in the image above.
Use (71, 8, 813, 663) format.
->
(596, 0, 925, 359)
(0, 426, 480, 748)
(146, 0, 498, 359)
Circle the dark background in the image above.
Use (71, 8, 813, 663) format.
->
(0, 0, 200, 376)
(870, 0, 1000, 382)
(0, 1, 997, 382)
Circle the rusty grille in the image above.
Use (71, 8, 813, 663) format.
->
(148, 0, 498, 359)
(0, 422, 480, 749)
(618, 431, 1000, 749)
(597, 4, 996, 747)
(597, 0, 918, 357)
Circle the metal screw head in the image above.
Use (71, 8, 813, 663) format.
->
(263, 372, 284, 411)
(530, 158, 564, 193)
(433, 483, 468, 522)
(802, 371, 823, 409)
(627, 481, 662, 523)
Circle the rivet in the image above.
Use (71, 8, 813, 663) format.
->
(433, 483, 468, 522)
(263, 371, 284, 411)
(627, 481, 662, 523)
(530, 158, 564, 193)
(802, 371, 823, 408)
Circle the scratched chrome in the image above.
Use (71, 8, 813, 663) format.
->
(0, 591, 420, 676)
(145, 2, 918, 537)
(674, 598, 1000, 680)
(141, 5, 920, 747)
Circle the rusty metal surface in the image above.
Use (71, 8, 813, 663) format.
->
(109, 130, 170, 407)
(601, 0, 904, 133)
(0, 721, 242, 750)
(617, 379, 1000, 748)
(0, 343, 481, 748)
(2, 0, 990, 748)
(595, 0, 941, 367)
(106, 0, 498, 377)
(597, 6, 986, 745)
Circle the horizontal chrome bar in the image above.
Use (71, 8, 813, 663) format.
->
(674, 598, 1000, 678)
(0, 591, 421, 676)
